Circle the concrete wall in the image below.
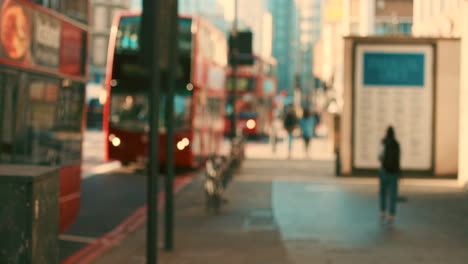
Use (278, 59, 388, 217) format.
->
(340, 37, 461, 177)
(413, 0, 463, 38)
(434, 40, 461, 176)
(340, 38, 354, 175)
(458, 2, 468, 188)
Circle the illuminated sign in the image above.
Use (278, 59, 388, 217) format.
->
(0, 0, 31, 61)
(363, 52, 425, 86)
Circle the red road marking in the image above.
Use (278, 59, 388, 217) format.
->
(62, 173, 195, 264)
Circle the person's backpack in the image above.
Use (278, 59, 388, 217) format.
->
(283, 113, 297, 131)
(382, 140, 400, 173)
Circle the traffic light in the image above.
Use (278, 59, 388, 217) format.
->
(229, 31, 254, 65)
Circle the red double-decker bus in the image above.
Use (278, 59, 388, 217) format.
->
(103, 12, 227, 168)
(0, 0, 88, 232)
(225, 56, 277, 137)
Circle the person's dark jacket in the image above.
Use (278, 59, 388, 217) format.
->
(283, 112, 298, 133)
(380, 137, 401, 174)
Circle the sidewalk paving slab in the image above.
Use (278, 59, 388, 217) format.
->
(88, 140, 468, 264)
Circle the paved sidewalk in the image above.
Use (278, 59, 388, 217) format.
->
(81, 129, 121, 179)
(89, 139, 468, 264)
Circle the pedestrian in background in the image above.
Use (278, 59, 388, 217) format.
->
(271, 109, 281, 153)
(379, 126, 401, 225)
(312, 110, 321, 137)
(299, 109, 316, 157)
(283, 105, 298, 159)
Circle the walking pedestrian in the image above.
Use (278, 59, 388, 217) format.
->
(379, 126, 401, 225)
(271, 109, 281, 153)
(298, 109, 316, 157)
(283, 105, 298, 159)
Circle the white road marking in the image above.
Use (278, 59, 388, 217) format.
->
(82, 161, 122, 179)
(59, 234, 97, 244)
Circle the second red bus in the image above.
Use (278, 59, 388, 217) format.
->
(225, 56, 277, 138)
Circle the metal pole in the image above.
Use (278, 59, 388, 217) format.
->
(142, 0, 160, 263)
(165, 0, 178, 252)
(230, 0, 239, 140)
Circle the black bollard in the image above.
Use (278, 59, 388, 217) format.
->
(335, 149, 341, 176)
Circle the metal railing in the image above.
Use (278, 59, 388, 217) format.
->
(204, 136, 246, 213)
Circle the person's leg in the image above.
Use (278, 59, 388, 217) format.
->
(303, 136, 310, 154)
(271, 130, 277, 153)
(287, 132, 293, 159)
(379, 169, 388, 217)
(388, 174, 398, 220)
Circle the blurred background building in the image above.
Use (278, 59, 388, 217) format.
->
(413, 0, 463, 37)
(269, 0, 301, 104)
(410, 0, 468, 189)
(461, 0, 468, 189)
(314, 0, 413, 112)
(236, 0, 273, 58)
(179, 0, 227, 31)
(88, 0, 132, 100)
(297, 0, 322, 109)
(410, 1, 465, 186)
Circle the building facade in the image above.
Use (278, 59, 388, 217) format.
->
(269, 0, 301, 98)
(179, 0, 227, 31)
(461, 0, 468, 189)
(314, 0, 414, 111)
(297, 0, 322, 103)
(412, 0, 467, 188)
(413, 0, 464, 37)
(236, 0, 273, 58)
(89, 0, 132, 95)
(343, 0, 413, 36)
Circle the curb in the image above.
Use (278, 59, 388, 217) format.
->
(62, 173, 195, 264)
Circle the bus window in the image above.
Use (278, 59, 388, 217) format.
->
(227, 77, 255, 92)
(110, 93, 192, 132)
(110, 94, 149, 132)
(173, 95, 192, 130)
(160, 94, 193, 131)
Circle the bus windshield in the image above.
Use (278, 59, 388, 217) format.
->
(109, 15, 194, 132)
(110, 93, 192, 132)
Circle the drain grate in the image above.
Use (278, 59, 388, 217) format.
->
(244, 208, 276, 231)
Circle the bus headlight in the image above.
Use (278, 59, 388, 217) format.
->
(177, 138, 190, 151)
(246, 119, 256, 129)
(112, 137, 121, 147)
